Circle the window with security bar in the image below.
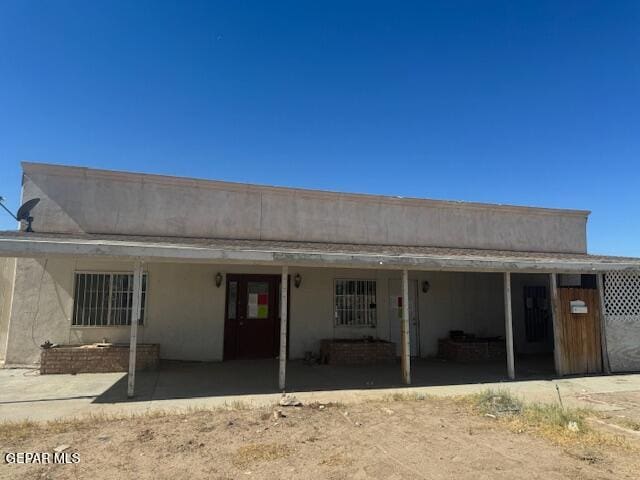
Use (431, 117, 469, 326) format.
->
(72, 272, 147, 326)
(334, 279, 377, 327)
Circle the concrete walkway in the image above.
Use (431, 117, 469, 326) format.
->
(1, 359, 639, 422)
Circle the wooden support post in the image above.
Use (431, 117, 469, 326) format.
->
(596, 273, 611, 374)
(127, 260, 143, 398)
(279, 265, 288, 391)
(401, 269, 411, 385)
(503, 272, 515, 380)
(549, 273, 563, 376)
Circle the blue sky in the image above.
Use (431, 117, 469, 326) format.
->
(0, 1, 638, 255)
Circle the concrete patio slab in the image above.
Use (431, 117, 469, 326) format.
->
(1, 359, 639, 422)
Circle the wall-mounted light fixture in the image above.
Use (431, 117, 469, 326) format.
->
(215, 272, 223, 288)
(294, 273, 302, 288)
(422, 281, 430, 294)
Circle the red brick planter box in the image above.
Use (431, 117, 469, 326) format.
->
(40, 344, 160, 375)
(320, 339, 396, 366)
(438, 338, 505, 362)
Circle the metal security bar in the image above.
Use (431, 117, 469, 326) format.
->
(72, 272, 147, 326)
(334, 279, 377, 327)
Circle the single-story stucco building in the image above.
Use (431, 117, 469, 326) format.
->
(1, 162, 639, 396)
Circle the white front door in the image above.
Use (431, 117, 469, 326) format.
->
(388, 279, 419, 356)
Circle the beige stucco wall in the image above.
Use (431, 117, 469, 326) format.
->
(2, 258, 506, 366)
(21, 163, 588, 253)
(290, 267, 393, 357)
(4, 258, 229, 365)
(416, 271, 505, 356)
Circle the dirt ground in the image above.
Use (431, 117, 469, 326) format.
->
(1, 395, 639, 480)
(583, 390, 640, 427)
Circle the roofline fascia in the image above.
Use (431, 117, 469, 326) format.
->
(0, 237, 637, 274)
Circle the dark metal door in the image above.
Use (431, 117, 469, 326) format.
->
(523, 286, 550, 343)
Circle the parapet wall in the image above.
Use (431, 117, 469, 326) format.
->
(21, 162, 589, 253)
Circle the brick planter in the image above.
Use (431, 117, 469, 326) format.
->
(40, 344, 160, 375)
(320, 339, 396, 366)
(438, 338, 505, 362)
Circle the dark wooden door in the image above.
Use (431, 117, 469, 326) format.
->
(224, 274, 281, 359)
(556, 288, 603, 375)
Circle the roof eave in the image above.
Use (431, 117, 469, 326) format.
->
(0, 237, 638, 274)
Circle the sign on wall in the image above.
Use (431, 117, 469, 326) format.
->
(248, 293, 269, 319)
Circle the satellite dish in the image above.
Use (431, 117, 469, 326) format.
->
(0, 197, 40, 232)
(16, 198, 40, 232)
(16, 198, 40, 221)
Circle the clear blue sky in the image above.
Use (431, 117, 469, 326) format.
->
(0, 1, 638, 255)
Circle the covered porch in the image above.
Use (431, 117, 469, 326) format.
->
(1, 232, 640, 398)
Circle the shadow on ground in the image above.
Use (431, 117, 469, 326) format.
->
(93, 356, 557, 403)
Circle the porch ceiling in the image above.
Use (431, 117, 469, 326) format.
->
(0, 230, 639, 273)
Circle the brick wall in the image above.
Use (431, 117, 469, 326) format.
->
(320, 339, 396, 365)
(438, 339, 506, 362)
(40, 344, 160, 375)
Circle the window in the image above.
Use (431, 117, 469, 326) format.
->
(334, 279, 377, 327)
(72, 272, 147, 326)
(558, 274, 597, 289)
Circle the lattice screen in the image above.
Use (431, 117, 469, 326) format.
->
(603, 272, 640, 316)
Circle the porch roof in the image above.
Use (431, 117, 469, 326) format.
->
(0, 230, 639, 273)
